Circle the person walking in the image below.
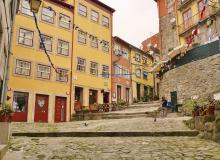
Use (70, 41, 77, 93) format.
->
(162, 97, 168, 117)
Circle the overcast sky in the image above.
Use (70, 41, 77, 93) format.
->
(99, 0, 159, 48)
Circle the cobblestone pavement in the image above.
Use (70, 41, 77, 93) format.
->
(12, 116, 192, 133)
(4, 137, 220, 160)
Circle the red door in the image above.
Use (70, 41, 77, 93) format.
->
(55, 97, 67, 123)
(34, 94, 49, 123)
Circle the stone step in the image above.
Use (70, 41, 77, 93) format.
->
(0, 145, 8, 160)
(12, 130, 199, 137)
(71, 111, 157, 121)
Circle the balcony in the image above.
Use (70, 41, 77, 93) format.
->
(178, 4, 220, 35)
(178, 0, 194, 10)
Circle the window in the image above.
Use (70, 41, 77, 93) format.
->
(18, 28, 34, 46)
(142, 55, 148, 64)
(59, 14, 71, 29)
(102, 65, 109, 78)
(39, 35, 52, 52)
(183, 9, 192, 30)
(77, 57, 86, 72)
(136, 68, 141, 78)
(102, 40, 109, 53)
(135, 53, 141, 62)
(42, 7, 55, 23)
(21, 0, 33, 16)
(123, 69, 129, 79)
(90, 62, 98, 76)
(13, 91, 29, 112)
(58, 40, 69, 56)
(122, 48, 129, 59)
(15, 59, 31, 76)
(91, 10, 99, 22)
(115, 64, 121, 76)
(78, 30, 87, 44)
(143, 71, 148, 80)
(37, 64, 51, 79)
(90, 36, 98, 48)
(56, 68, 68, 82)
(78, 3, 87, 17)
(102, 16, 109, 27)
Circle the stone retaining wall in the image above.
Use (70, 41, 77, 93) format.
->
(184, 111, 220, 142)
(160, 53, 220, 102)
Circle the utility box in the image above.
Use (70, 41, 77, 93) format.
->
(170, 91, 177, 112)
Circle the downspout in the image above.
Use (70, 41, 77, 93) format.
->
(175, 0, 181, 45)
(69, 0, 75, 121)
(110, 13, 113, 103)
(2, 0, 18, 104)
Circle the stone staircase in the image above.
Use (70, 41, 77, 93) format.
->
(71, 101, 160, 121)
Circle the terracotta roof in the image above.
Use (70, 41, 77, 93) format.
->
(91, 0, 115, 13)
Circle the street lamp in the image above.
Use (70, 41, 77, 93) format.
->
(30, 0, 42, 13)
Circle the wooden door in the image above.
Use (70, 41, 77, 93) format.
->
(137, 84, 141, 101)
(34, 94, 49, 123)
(126, 88, 130, 103)
(55, 97, 67, 123)
(117, 85, 121, 101)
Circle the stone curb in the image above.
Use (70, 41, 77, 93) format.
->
(0, 145, 8, 160)
(12, 131, 199, 137)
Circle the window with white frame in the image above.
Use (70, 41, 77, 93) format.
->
(122, 48, 129, 59)
(142, 55, 148, 64)
(90, 36, 98, 48)
(114, 64, 121, 76)
(135, 53, 141, 62)
(102, 40, 109, 53)
(78, 30, 87, 44)
(59, 14, 71, 29)
(56, 68, 68, 82)
(18, 28, 34, 46)
(78, 3, 87, 17)
(102, 16, 109, 27)
(39, 35, 52, 52)
(77, 57, 86, 72)
(124, 68, 129, 79)
(136, 68, 141, 78)
(42, 7, 55, 23)
(21, 0, 33, 16)
(57, 40, 69, 56)
(37, 64, 51, 79)
(15, 59, 31, 76)
(143, 71, 148, 80)
(114, 44, 121, 55)
(91, 10, 99, 22)
(90, 62, 98, 76)
(102, 65, 109, 78)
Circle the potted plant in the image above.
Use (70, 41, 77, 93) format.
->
(0, 104, 13, 122)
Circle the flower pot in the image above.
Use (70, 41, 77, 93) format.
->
(0, 115, 12, 122)
(207, 106, 215, 115)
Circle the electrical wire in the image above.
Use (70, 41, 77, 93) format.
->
(33, 12, 58, 73)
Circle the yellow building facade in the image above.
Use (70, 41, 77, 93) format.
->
(72, 0, 114, 111)
(7, 0, 74, 123)
(177, 0, 220, 45)
(130, 46, 154, 102)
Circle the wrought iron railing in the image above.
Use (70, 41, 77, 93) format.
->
(177, 0, 194, 10)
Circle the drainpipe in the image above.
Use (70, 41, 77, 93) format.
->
(2, 0, 18, 104)
(69, 0, 75, 120)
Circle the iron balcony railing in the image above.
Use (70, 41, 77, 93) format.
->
(177, 0, 194, 10)
(178, 3, 220, 35)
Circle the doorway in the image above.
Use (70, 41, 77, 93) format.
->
(125, 88, 130, 103)
(117, 85, 122, 102)
(136, 83, 141, 101)
(74, 87, 83, 111)
(55, 96, 67, 123)
(103, 92, 109, 103)
(89, 89, 98, 111)
(34, 94, 49, 123)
